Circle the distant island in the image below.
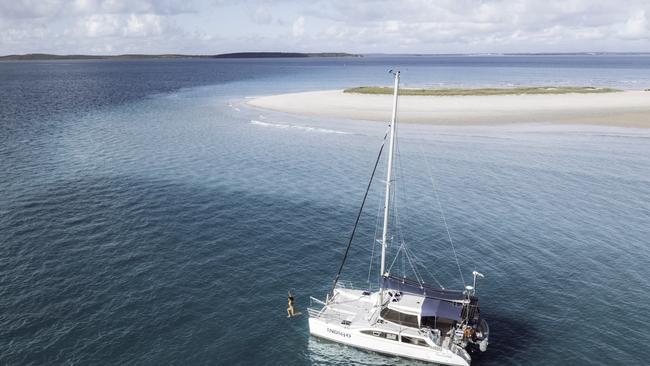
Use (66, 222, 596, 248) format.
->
(4, 52, 650, 61)
(212, 52, 360, 58)
(0, 52, 362, 61)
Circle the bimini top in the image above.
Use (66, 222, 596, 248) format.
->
(382, 275, 469, 302)
(421, 297, 463, 321)
(386, 291, 464, 322)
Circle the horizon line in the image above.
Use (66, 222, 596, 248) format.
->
(2, 51, 650, 58)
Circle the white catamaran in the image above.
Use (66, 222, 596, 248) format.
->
(308, 71, 489, 366)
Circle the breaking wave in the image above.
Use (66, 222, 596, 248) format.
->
(250, 120, 350, 135)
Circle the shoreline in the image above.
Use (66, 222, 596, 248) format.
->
(246, 90, 650, 128)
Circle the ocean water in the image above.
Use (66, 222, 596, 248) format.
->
(1, 56, 650, 365)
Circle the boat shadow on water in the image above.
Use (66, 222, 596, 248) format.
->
(470, 314, 539, 365)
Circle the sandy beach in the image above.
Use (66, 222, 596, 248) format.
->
(247, 90, 650, 128)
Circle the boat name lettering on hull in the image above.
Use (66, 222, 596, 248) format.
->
(327, 328, 351, 338)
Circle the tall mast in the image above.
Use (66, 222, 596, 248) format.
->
(379, 71, 400, 304)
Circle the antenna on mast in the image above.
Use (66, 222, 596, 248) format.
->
(468, 271, 485, 295)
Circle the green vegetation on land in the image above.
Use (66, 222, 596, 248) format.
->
(344, 86, 621, 96)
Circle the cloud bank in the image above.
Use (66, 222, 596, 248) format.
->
(0, 0, 648, 54)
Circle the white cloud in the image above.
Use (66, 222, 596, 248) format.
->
(123, 14, 163, 37)
(0, 0, 62, 19)
(251, 5, 272, 24)
(1, 0, 650, 54)
(384, 20, 399, 32)
(292, 15, 304, 37)
(71, 0, 99, 14)
(66, 13, 165, 38)
(618, 11, 649, 39)
(90, 42, 114, 53)
(287, 0, 650, 52)
(0, 0, 195, 18)
(75, 14, 120, 37)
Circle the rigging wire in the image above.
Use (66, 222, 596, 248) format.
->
(387, 124, 427, 283)
(387, 240, 423, 285)
(397, 139, 447, 289)
(415, 138, 466, 288)
(403, 244, 424, 284)
(389, 123, 405, 271)
(390, 128, 446, 289)
(393, 132, 413, 277)
(389, 126, 405, 272)
(330, 129, 389, 297)
(407, 249, 445, 288)
(404, 245, 445, 289)
(367, 171, 386, 288)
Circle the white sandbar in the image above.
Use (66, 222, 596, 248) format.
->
(247, 90, 650, 128)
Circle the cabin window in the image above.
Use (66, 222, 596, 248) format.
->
(360, 330, 398, 341)
(380, 308, 419, 328)
(361, 330, 379, 337)
(401, 336, 429, 347)
(421, 316, 457, 335)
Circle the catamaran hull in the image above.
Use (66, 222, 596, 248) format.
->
(308, 317, 470, 366)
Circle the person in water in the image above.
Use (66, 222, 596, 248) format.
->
(287, 291, 295, 317)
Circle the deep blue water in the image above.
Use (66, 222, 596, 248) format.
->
(1, 56, 650, 365)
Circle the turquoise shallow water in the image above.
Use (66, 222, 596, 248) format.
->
(1, 56, 650, 365)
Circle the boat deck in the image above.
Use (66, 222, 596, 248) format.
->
(309, 287, 474, 366)
(311, 288, 445, 343)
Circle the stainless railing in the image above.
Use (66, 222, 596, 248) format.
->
(307, 296, 349, 322)
(334, 280, 356, 289)
(451, 344, 472, 364)
(307, 307, 351, 322)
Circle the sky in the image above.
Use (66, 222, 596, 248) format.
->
(0, 0, 649, 55)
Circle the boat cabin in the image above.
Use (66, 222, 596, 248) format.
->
(381, 291, 465, 333)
